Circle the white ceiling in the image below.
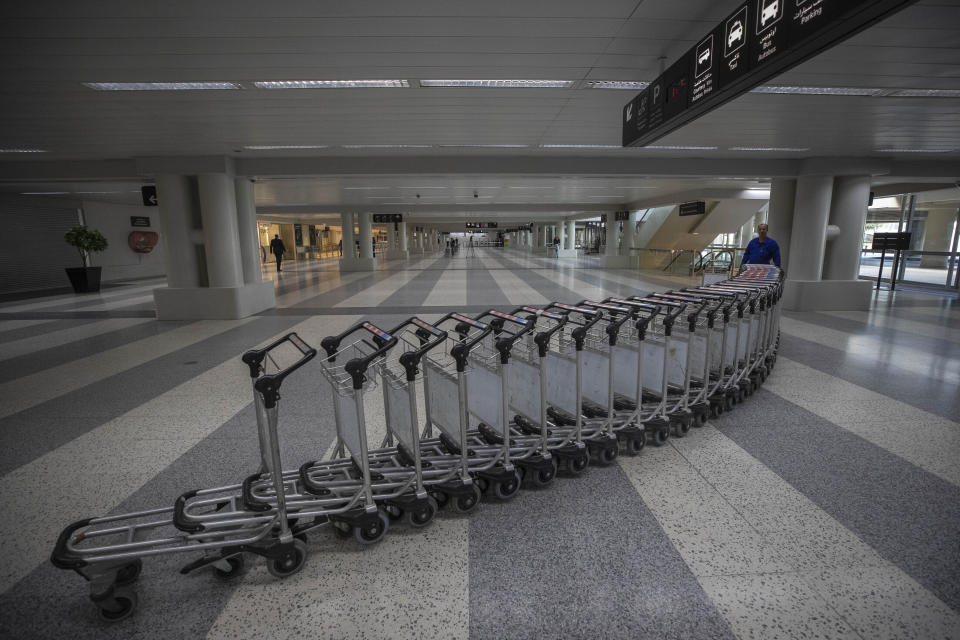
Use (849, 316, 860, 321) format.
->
(0, 0, 959, 216)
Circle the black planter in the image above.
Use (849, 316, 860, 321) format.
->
(65, 266, 102, 293)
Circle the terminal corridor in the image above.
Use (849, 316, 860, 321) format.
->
(0, 249, 958, 640)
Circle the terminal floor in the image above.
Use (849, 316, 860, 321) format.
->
(0, 247, 958, 640)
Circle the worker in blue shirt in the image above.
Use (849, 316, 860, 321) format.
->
(741, 223, 781, 268)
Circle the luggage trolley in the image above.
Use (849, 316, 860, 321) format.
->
(571, 299, 649, 455)
(51, 333, 321, 621)
(710, 283, 770, 396)
(536, 302, 622, 464)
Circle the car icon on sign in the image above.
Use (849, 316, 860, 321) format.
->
(728, 20, 743, 46)
(698, 48, 711, 65)
(761, 0, 779, 26)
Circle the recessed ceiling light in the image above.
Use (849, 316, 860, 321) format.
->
(253, 80, 409, 89)
(584, 81, 650, 90)
(644, 145, 718, 150)
(20, 191, 69, 195)
(420, 80, 575, 88)
(83, 82, 240, 91)
(887, 89, 960, 98)
(340, 144, 431, 148)
(875, 148, 956, 153)
(729, 147, 810, 151)
(541, 144, 623, 149)
(1, 148, 47, 153)
(751, 85, 882, 96)
(243, 145, 329, 150)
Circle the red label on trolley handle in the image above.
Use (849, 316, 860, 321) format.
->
(609, 298, 657, 310)
(583, 300, 631, 313)
(553, 303, 598, 315)
(452, 313, 488, 329)
(362, 322, 392, 340)
(489, 310, 527, 324)
(412, 318, 443, 336)
(521, 306, 565, 320)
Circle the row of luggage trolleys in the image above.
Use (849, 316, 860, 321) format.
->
(51, 269, 783, 621)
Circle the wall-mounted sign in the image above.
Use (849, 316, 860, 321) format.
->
(614, 210, 630, 221)
(623, 0, 919, 147)
(679, 201, 706, 216)
(372, 214, 403, 223)
(140, 185, 157, 207)
(130, 216, 151, 227)
(466, 222, 498, 229)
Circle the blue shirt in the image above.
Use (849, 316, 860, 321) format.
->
(741, 237, 781, 267)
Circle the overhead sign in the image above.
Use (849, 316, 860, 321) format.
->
(615, 210, 630, 221)
(466, 222, 498, 229)
(622, 0, 919, 147)
(130, 216, 151, 227)
(141, 185, 157, 207)
(679, 201, 706, 216)
(372, 214, 403, 223)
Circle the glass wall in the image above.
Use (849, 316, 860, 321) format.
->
(859, 194, 960, 291)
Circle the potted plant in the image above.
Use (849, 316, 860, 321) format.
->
(64, 225, 108, 293)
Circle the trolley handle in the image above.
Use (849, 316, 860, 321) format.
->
(440, 312, 493, 372)
(319, 321, 399, 390)
(388, 317, 450, 381)
(606, 297, 662, 334)
(546, 302, 603, 351)
(649, 293, 701, 333)
(580, 300, 633, 346)
(241, 332, 316, 379)
(475, 309, 534, 364)
(250, 334, 318, 408)
(514, 306, 568, 357)
(630, 297, 685, 336)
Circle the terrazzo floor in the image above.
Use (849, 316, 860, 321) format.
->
(0, 247, 958, 639)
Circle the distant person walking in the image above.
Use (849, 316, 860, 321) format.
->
(270, 234, 286, 272)
(740, 223, 781, 269)
(337, 239, 342, 256)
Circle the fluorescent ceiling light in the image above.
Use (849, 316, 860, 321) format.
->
(439, 144, 529, 148)
(875, 148, 956, 153)
(541, 144, 623, 149)
(751, 85, 882, 96)
(584, 81, 649, 90)
(340, 144, 430, 148)
(509, 186, 553, 189)
(83, 82, 240, 91)
(253, 80, 409, 89)
(644, 145, 718, 150)
(21, 191, 69, 195)
(887, 89, 960, 98)
(243, 145, 329, 150)
(729, 147, 810, 152)
(399, 186, 447, 189)
(383, 202, 416, 205)
(0, 148, 47, 153)
(343, 186, 390, 190)
(420, 79, 575, 88)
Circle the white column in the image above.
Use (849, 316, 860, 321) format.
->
(197, 173, 243, 288)
(556, 221, 565, 249)
(621, 213, 636, 254)
(358, 213, 373, 259)
(766, 178, 797, 273)
(386, 223, 396, 250)
(340, 212, 355, 257)
(399, 221, 409, 252)
(234, 178, 261, 284)
(787, 175, 834, 282)
(566, 220, 576, 250)
(155, 174, 200, 288)
(605, 213, 620, 256)
(823, 175, 870, 281)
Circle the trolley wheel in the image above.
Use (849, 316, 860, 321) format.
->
(695, 412, 708, 427)
(673, 419, 689, 438)
(266, 539, 307, 579)
(213, 555, 246, 580)
(114, 559, 143, 586)
(736, 390, 745, 404)
(384, 504, 404, 522)
(450, 485, 482, 514)
(430, 490, 450, 509)
(405, 497, 438, 528)
(566, 450, 590, 476)
(97, 587, 138, 623)
(597, 444, 618, 465)
(492, 471, 522, 501)
(651, 428, 669, 446)
(626, 432, 646, 455)
(475, 476, 490, 494)
(531, 460, 557, 488)
(711, 404, 723, 418)
(354, 512, 390, 545)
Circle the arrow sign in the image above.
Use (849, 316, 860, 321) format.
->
(141, 185, 158, 207)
